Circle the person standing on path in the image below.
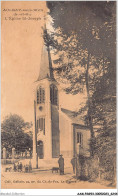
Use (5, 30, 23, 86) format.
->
(58, 154, 64, 175)
(71, 156, 76, 174)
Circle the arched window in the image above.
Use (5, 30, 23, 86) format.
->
(50, 84, 58, 105)
(37, 118, 45, 135)
(77, 132, 83, 147)
(37, 86, 45, 104)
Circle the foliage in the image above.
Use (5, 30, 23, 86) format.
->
(45, 1, 116, 182)
(44, 1, 116, 156)
(1, 114, 33, 153)
(77, 155, 99, 181)
(91, 72, 116, 181)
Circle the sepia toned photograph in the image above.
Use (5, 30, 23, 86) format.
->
(1, 1, 116, 190)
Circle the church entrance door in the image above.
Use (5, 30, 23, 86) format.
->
(37, 140, 44, 159)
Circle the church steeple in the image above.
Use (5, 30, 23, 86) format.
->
(33, 28, 60, 164)
(37, 43, 54, 81)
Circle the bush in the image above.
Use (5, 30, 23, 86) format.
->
(78, 155, 99, 182)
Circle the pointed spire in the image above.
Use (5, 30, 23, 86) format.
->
(37, 28, 54, 81)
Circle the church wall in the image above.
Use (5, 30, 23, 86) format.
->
(51, 105, 60, 158)
(59, 112, 73, 158)
(35, 80, 52, 159)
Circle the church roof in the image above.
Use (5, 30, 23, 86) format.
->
(61, 108, 77, 118)
(61, 108, 85, 125)
(37, 44, 55, 81)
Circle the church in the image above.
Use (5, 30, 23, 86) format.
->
(32, 43, 90, 168)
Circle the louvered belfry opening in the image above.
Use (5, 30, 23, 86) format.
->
(50, 84, 58, 105)
(37, 86, 45, 104)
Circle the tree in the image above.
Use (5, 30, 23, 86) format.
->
(1, 114, 33, 153)
(91, 69, 116, 183)
(44, 1, 116, 156)
(45, 1, 116, 183)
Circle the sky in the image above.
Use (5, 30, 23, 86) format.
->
(1, 1, 85, 123)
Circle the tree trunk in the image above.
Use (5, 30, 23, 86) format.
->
(112, 157, 116, 186)
(103, 55, 105, 76)
(85, 52, 95, 156)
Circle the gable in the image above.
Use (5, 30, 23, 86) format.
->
(61, 108, 85, 126)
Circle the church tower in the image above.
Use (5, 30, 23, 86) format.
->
(33, 43, 60, 167)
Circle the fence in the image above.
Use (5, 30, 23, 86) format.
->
(1, 147, 32, 165)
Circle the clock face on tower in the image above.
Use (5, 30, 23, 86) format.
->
(39, 106, 43, 111)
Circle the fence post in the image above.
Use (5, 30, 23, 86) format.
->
(12, 148, 15, 162)
(3, 147, 7, 164)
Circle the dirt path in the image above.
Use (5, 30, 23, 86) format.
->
(1, 167, 114, 189)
